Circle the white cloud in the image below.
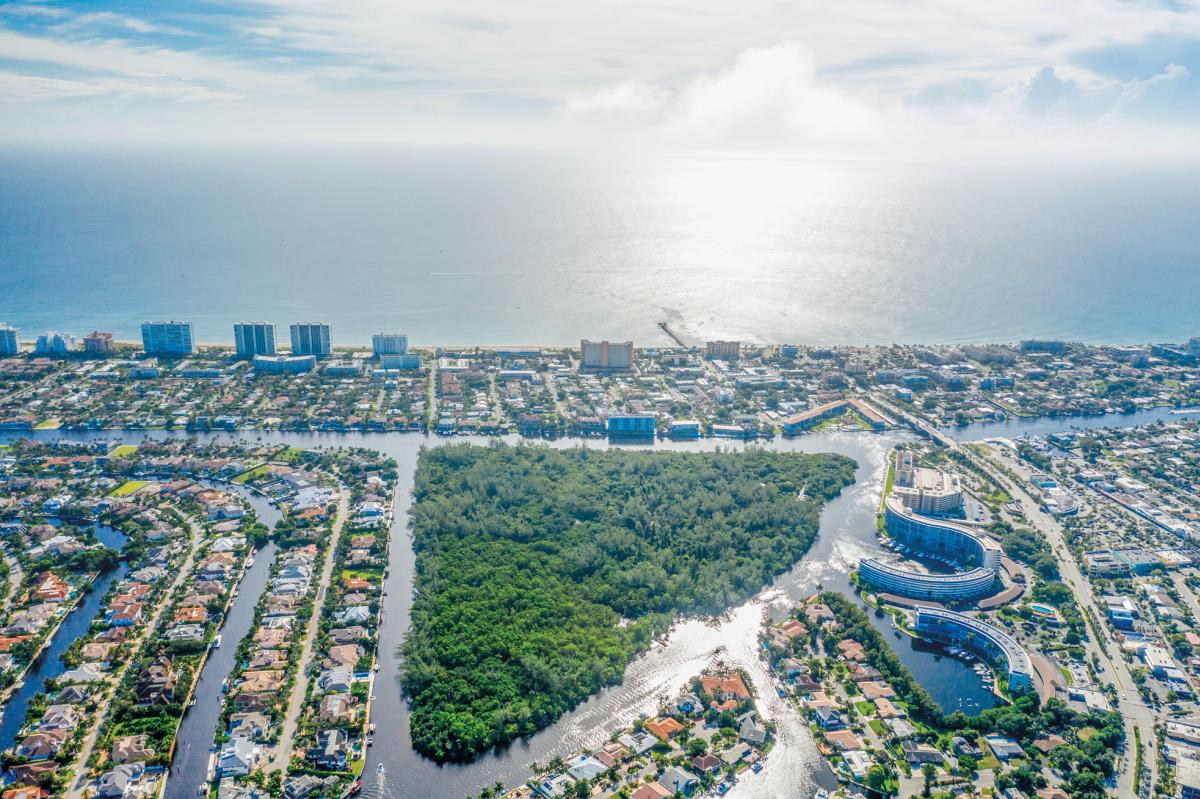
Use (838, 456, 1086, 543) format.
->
(1, 0, 1200, 155)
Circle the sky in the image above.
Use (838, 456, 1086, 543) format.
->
(2, 0, 1200, 158)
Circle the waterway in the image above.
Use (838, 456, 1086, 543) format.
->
(0, 522, 129, 747)
(945, 404, 1198, 442)
(165, 485, 282, 799)
(0, 409, 1166, 798)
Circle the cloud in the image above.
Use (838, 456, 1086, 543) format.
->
(1, 0, 1200, 155)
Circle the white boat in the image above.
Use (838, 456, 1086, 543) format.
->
(376, 765, 385, 776)
(816, 791, 830, 799)
(212, 635, 222, 649)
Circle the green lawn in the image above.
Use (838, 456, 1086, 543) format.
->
(277, 447, 305, 463)
(232, 465, 270, 484)
(855, 700, 876, 717)
(108, 444, 139, 458)
(110, 480, 149, 497)
(34, 418, 61, 430)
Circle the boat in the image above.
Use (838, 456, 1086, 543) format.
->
(376, 764, 385, 776)
(345, 780, 363, 797)
(212, 635, 222, 649)
(816, 791, 830, 799)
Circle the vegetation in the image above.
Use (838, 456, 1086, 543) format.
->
(402, 443, 856, 761)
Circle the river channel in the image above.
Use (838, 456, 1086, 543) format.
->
(2, 402, 1185, 799)
(0, 521, 129, 747)
(164, 482, 282, 799)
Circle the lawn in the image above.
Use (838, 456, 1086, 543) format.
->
(855, 700, 877, 717)
(108, 444, 139, 458)
(232, 465, 270, 484)
(110, 480, 149, 497)
(33, 418, 61, 430)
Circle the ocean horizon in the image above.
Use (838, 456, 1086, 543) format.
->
(3, 148, 1198, 348)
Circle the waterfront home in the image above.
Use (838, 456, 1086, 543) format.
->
(282, 776, 339, 799)
(33, 573, 71, 602)
(218, 737, 259, 777)
(617, 731, 656, 756)
(674, 692, 703, 715)
(565, 754, 607, 781)
(228, 712, 272, 740)
(315, 666, 351, 696)
(325, 644, 363, 668)
(37, 704, 79, 731)
(593, 741, 630, 768)
(305, 729, 351, 771)
(901, 740, 944, 765)
(16, 731, 66, 760)
(738, 712, 767, 744)
(658, 766, 700, 796)
(813, 706, 845, 729)
(110, 735, 155, 764)
(60, 662, 106, 684)
(691, 753, 721, 774)
(238, 669, 286, 694)
(826, 730, 863, 751)
(134, 656, 176, 704)
(630, 785, 671, 799)
(97, 763, 145, 799)
(986, 735, 1025, 761)
(700, 672, 750, 705)
(645, 716, 685, 740)
(843, 749, 874, 780)
(533, 773, 574, 798)
(328, 626, 369, 644)
(858, 680, 897, 699)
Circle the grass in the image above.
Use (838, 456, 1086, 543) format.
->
(110, 480, 149, 497)
(855, 700, 876, 717)
(277, 447, 305, 463)
(232, 464, 271, 484)
(108, 444, 139, 458)
(33, 418, 61, 430)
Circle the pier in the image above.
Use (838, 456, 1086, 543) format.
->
(657, 321, 689, 348)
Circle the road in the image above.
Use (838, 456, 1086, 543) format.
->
(67, 512, 207, 799)
(961, 442, 1157, 796)
(268, 490, 350, 773)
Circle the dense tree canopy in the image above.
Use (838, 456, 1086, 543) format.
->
(402, 443, 856, 761)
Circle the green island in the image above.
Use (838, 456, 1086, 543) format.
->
(401, 442, 857, 762)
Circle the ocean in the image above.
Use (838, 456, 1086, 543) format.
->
(1, 148, 1197, 347)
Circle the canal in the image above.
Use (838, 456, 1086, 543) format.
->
(0, 522, 129, 748)
(165, 484, 282, 799)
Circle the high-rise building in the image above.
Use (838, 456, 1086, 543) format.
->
(705, 340, 741, 359)
(141, 321, 194, 356)
(290, 323, 332, 358)
(0, 323, 22, 355)
(83, 331, 115, 356)
(580, 339, 633, 370)
(234, 322, 277, 358)
(34, 332, 79, 355)
(372, 333, 408, 356)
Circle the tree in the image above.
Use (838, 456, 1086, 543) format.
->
(921, 763, 936, 797)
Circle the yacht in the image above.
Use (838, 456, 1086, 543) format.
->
(212, 635, 222, 649)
